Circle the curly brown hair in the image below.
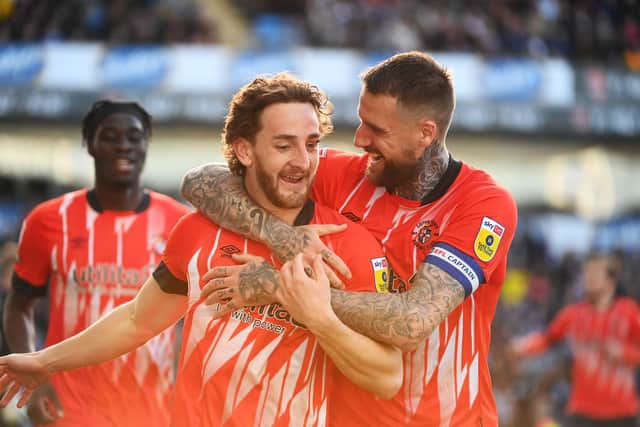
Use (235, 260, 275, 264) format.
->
(222, 72, 334, 176)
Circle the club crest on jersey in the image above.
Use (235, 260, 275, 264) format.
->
(474, 216, 504, 262)
(412, 219, 439, 249)
(370, 257, 389, 293)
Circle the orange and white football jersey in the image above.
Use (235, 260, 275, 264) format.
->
(155, 200, 387, 427)
(13, 189, 189, 427)
(312, 148, 518, 427)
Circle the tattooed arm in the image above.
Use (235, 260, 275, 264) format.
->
(330, 262, 465, 352)
(181, 164, 351, 280)
(180, 164, 295, 255)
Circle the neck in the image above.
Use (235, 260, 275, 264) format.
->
(93, 183, 143, 211)
(395, 139, 450, 200)
(243, 181, 302, 226)
(591, 288, 615, 310)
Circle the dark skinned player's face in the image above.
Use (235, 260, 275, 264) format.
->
(88, 113, 148, 188)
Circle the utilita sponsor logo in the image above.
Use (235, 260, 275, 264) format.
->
(0, 44, 44, 85)
(101, 47, 168, 89)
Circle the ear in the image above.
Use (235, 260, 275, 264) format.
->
(233, 138, 253, 168)
(418, 119, 438, 149)
(86, 139, 96, 158)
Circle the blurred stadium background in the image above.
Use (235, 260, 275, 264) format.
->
(1, 0, 639, 426)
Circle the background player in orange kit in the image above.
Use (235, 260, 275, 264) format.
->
(0, 74, 402, 426)
(510, 252, 640, 427)
(179, 51, 518, 426)
(2, 100, 189, 427)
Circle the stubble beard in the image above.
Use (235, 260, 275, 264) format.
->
(256, 163, 310, 209)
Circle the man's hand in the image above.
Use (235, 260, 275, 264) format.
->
(201, 254, 281, 318)
(271, 224, 351, 289)
(26, 383, 64, 425)
(0, 353, 53, 410)
(278, 254, 336, 332)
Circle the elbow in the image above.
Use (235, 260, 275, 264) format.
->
(375, 369, 403, 400)
(395, 326, 434, 353)
(372, 348, 403, 400)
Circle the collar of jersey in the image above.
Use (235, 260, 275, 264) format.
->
(420, 155, 462, 205)
(86, 189, 151, 213)
(293, 199, 315, 226)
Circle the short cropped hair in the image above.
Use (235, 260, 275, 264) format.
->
(362, 51, 455, 140)
(222, 72, 333, 176)
(81, 99, 152, 145)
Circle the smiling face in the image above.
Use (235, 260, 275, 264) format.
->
(583, 256, 615, 303)
(236, 102, 320, 219)
(354, 89, 433, 190)
(88, 113, 148, 188)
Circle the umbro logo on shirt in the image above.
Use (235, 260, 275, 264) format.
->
(220, 245, 241, 257)
(342, 212, 361, 223)
(70, 236, 88, 248)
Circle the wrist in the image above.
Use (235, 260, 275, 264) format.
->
(35, 350, 58, 376)
(306, 310, 341, 338)
(268, 225, 298, 262)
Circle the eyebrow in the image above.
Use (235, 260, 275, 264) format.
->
(363, 120, 386, 134)
(99, 125, 143, 133)
(272, 133, 321, 141)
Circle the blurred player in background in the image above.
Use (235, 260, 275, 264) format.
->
(510, 251, 640, 427)
(0, 73, 401, 426)
(180, 51, 517, 426)
(2, 100, 189, 426)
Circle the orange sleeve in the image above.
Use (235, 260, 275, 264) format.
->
(162, 213, 211, 280)
(327, 220, 388, 293)
(516, 306, 576, 355)
(425, 187, 517, 296)
(13, 205, 52, 287)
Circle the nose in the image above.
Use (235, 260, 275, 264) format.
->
(290, 144, 311, 169)
(113, 136, 135, 152)
(354, 125, 371, 149)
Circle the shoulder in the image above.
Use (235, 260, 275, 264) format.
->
(615, 297, 640, 313)
(313, 204, 363, 232)
(147, 191, 190, 212)
(173, 211, 219, 232)
(25, 190, 86, 223)
(319, 147, 366, 169)
(458, 164, 516, 207)
(449, 163, 518, 230)
(313, 204, 380, 249)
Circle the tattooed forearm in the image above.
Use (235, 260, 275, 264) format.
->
(181, 164, 259, 236)
(180, 164, 288, 248)
(330, 263, 465, 351)
(237, 261, 281, 305)
(180, 164, 322, 261)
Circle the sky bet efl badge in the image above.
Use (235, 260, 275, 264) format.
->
(370, 257, 389, 293)
(474, 217, 505, 262)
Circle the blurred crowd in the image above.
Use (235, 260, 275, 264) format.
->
(491, 227, 640, 426)
(0, 0, 216, 44)
(236, 0, 640, 67)
(2, 0, 639, 66)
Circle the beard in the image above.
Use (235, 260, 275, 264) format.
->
(255, 161, 312, 209)
(365, 155, 421, 191)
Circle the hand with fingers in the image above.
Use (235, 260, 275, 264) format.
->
(0, 353, 60, 422)
(201, 254, 282, 319)
(270, 224, 352, 289)
(277, 254, 337, 332)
